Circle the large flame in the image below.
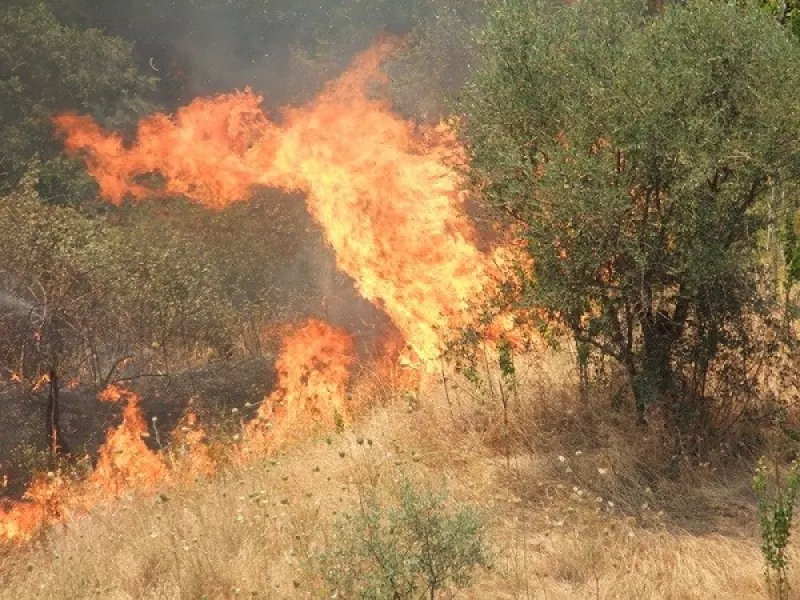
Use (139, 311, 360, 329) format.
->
(1, 36, 524, 546)
(53, 38, 492, 362)
(244, 319, 355, 456)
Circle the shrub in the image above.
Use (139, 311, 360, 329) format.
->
(461, 0, 800, 427)
(319, 479, 490, 599)
(753, 456, 800, 599)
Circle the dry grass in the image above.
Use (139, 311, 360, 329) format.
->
(0, 348, 794, 599)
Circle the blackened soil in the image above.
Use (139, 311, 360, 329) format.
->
(0, 359, 275, 501)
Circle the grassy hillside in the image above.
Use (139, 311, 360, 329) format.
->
(0, 350, 788, 599)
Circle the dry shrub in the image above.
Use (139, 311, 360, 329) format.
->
(441, 347, 767, 536)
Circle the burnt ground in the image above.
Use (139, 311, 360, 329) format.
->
(0, 358, 276, 501)
(0, 257, 400, 502)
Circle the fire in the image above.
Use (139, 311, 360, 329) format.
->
(0, 473, 68, 543)
(170, 411, 216, 482)
(53, 37, 493, 362)
(0, 385, 168, 543)
(87, 385, 167, 496)
(1, 35, 529, 547)
(244, 319, 355, 456)
(0, 322, 357, 544)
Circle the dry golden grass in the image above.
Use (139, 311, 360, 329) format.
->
(0, 348, 794, 599)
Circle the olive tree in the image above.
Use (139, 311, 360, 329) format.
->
(461, 0, 800, 424)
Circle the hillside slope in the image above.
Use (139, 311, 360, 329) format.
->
(0, 353, 789, 599)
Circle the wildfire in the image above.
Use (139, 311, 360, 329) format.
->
(0, 36, 529, 546)
(86, 385, 168, 496)
(53, 37, 493, 363)
(3, 371, 51, 390)
(0, 473, 68, 543)
(244, 319, 355, 456)
(0, 385, 169, 543)
(170, 410, 216, 482)
(1, 318, 365, 544)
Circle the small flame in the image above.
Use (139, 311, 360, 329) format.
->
(87, 385, 167, 496)
(170, 411, 216, 481)
(0, 472, 68, 543)
(0, 385, 167, 543)
(244, 319, 355, 456)
(32, 373, 51, 392)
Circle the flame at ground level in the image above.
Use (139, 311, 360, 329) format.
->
(0, 319, 406, 544)
(243, 319, 355, 457)
(0, 386, 170, 543)
(88, 385, 168, 496)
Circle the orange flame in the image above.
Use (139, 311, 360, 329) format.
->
(0, 321, 360, 544)
(87, 385, 167, 496)
(0, 385, 168, 544)
(53, 38, 492, 363)
(244, 319, 355, 456)
(32, 373, 51, 392)
(0, 473, 68, 543)
(170, 411, 216, 482)
(4, 36, 529, 546)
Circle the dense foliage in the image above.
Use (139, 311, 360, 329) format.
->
(0, 1, 156, 203)
(0, 170, 233, 386)
(462, 0, 800, 425)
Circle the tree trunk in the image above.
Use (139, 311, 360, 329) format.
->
(46, 368, 68, 457)
(633, 310, 680, 424)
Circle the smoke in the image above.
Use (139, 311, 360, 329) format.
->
(0, 292, 33, 316)
(51, 1, 416, 108)
(49, 1, 485, 115)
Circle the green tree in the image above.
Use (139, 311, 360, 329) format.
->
(462, 0, 800, 425)
(753, 0, 800, 40)
(0, 1, 156, 203)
